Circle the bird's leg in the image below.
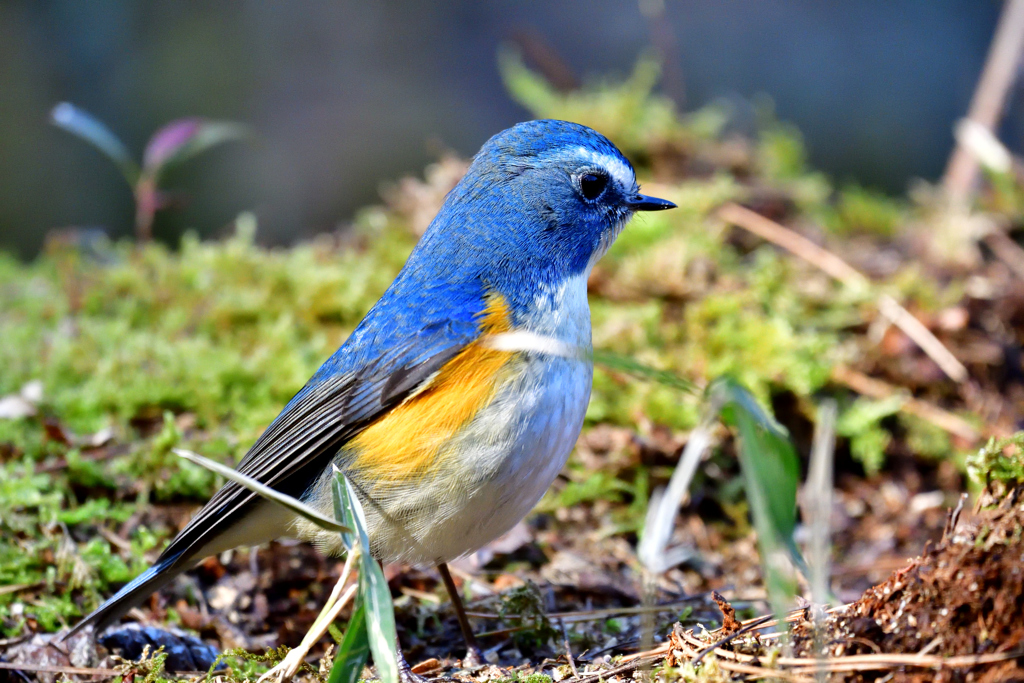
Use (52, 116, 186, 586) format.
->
(436, 563, 484, 668)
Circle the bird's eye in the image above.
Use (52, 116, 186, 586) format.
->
(578, 172, 608, 201)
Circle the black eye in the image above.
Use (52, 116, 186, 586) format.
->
(579, 172, 608, 201)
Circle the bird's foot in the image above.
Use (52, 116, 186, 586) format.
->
(397, 648, 432, 683)
(461, 644, 486, 669)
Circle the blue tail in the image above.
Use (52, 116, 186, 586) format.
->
(64, 550, 189, 639)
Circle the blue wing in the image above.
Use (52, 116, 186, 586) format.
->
(69, 279, 489, 636)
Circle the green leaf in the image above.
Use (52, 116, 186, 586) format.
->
(50, 102, 140, 185)
(592, 349, 700, 396)
(173, 448, 349, 533)
(588, 354, 802, 619)
(330, 469, 356, 553)
(327, 598, 370, 683)
(711, 377, 802, 618)
(331, 469, 399, 683)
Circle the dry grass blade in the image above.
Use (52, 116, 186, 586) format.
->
(718, 202, 969, 383)
(805, 399, 836, 681)
(943, 0, 1024, 200)
(655, 614, 1023, 678)
(637, 419, 715, 573)
(572, 655, 661, 683)
(784, 650, 1024, 674)
(691, 614, 775, 665)
(258, 554, 359, 683)
(806, 401, 836, 610)
(0, 583, 43, 596)
(719, 203, 868, 285)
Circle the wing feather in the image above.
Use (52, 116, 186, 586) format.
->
(153, 332, 474, 570)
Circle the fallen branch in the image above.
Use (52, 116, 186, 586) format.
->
(718, 202, 969, 383)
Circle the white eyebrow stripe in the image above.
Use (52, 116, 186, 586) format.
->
(574, 147, 635, 190)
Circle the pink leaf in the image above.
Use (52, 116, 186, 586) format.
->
(143, 118, 204, 171)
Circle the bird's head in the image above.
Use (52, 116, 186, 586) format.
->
(408, 120, 675, 306)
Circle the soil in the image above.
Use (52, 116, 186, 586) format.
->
(791, 481, 1024, 682)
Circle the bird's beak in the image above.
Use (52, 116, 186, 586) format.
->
(625, 193, 677, 211)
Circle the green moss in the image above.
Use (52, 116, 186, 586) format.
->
(836, 395, 905, 474)
(0, 213, 419, 627)
(967, 432, 1024, 486)
(499, 49, 695, 159)
(496, 581, 559, 651)
(825, 184, 906, 237)
(494, 674, 554, 683)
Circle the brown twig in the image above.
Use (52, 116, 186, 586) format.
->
(34, 444, 130, 474)
(466, 594, 757, 622)
(710, 591, 742, 635)
(719, 202, 867, 284)
(573, 655, 661, 683)
(691, 614, 775, 665)
(944, 0, 1024, 202)
(831, 365, 980, 443)
(564, 639, 579, 679)
(718, 202, 969, 383)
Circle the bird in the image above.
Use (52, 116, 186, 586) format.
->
(67, 119, 675, 674)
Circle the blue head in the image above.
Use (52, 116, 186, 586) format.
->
(389, 120, 675, 318)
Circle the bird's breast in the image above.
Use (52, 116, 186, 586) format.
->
(344, 272, 593, 488)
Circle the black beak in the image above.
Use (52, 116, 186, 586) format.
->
(625, 193, 676, 211)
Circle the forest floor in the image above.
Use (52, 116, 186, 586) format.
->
(3, 58, 1024, 682)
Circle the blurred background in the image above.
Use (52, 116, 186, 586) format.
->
(0, 0, 1009, 257)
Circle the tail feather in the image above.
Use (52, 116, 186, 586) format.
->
(64, 551, 189, 640)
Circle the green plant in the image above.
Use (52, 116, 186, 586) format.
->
(178, 450, 397, 683)
(496, 581, 559, 652)
(601, 347, 803, 624)
(50, 102, 247, 241)
(967, 431, 1024, 486)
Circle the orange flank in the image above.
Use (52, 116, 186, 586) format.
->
(347, 294, 517, 484)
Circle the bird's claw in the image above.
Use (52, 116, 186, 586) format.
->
(461, 645, 486, 669)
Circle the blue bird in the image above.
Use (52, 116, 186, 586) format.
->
(68, 119, 675, 674)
